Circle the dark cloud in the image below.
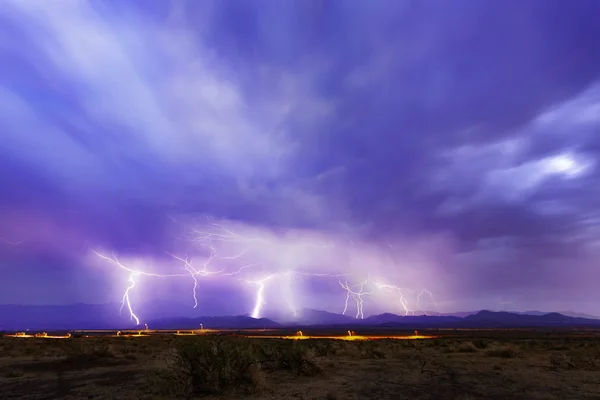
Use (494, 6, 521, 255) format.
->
(1, 0, 600, 315)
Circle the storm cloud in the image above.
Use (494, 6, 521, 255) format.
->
(1, 0, 600, 317)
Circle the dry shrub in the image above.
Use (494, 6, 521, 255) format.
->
(63, 341, 118, 367)
(471, 339, 488, 349)
(356, 340, 387, 359)
(274, 341, 322, 376)
(457, 341, 479, 353)
(149, 336, 264, 396)
(307, 339, 338, 356)
(484, 343, 520, 358)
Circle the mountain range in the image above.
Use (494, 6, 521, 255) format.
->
(1, 303, 600, 331)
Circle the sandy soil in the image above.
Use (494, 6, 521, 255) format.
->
(1, 331, 599, 399)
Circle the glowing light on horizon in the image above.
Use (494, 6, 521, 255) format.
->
(4, 331, 438, 341)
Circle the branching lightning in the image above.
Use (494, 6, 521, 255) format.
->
(340, 279, 438, 318)
(167, 250, 227, 308)
(339, 280, 373, 319)
(93, 251, 188, 324)
(94, 219, 437, 325)
(416, 289, 438, 315)
(372, 282, 412, 316)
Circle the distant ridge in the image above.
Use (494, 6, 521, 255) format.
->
(1, 303, 600, 331)
(264, 309, 600, 329)
(146, 315, 280, 330)
(517, 310, 600, 320)
(459, 310, 600, 328)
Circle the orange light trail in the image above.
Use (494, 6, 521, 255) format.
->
(3, 330, 437, 341)
(4, 332, 72, 339)
(246, 334, 437, 341)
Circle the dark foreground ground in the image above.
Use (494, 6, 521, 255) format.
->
(1, 329, 600, 399)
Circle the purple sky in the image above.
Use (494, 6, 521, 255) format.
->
(1, 1, 600, 320)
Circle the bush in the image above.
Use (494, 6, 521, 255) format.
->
(63, 342, 116, 367)
(457, 341, 478, 353)
(484, 344, 520, 358)
(274, 341, 322, 376)
(308, 339, 337, 357)
(150, 337, 264, 396)
(357, 340, 387, 359)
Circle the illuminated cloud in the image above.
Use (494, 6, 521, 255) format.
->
(433, 82, 599, 209)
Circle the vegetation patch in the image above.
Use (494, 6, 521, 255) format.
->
(148, 336, 265, 396)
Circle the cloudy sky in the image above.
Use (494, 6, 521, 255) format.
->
(1, 0, 600, 320)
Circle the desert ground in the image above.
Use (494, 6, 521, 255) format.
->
(1, 329, 600, 399)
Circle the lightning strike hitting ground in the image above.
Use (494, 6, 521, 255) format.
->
(94, 220, 436, 324)
(93, 251, 189, 324)
(246, 270, 353, 318)
(122, 272, 140, 325)
(248, 274, 274, 319)
(339, 280, 373, 319)
(416, 289, 438, 315)
(372, 282, 412, 315)
(341, 278, 438, 318)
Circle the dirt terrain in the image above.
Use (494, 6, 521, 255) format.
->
(1, 330, 600, 399)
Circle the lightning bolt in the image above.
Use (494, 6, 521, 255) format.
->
(167, 248, 227, 308)
(371, 282, 412, 316)
(173, 218, 267, 316)
(248, 274, 274, 319)
(248, 270, 352, 319)
(93, 251, 188, 324)
(342, 278, 438, 318)
(187, 218, 264, 245)
(416, 289, 437, 315)
(284, 272, 298, 317)
(339, 280, 373, 319)
(122, 272, 140, 325)
(186, 219, 343, 318)
(95, 219, 436, 322)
